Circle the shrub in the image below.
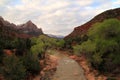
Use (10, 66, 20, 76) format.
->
(77, 19, 120, 72)
(73, 45, 81, 56)
(0, 49, 3, 64)
(22, 52, 41, 75)
(1, 55, 26, 80)
(73, 40, 95, 56)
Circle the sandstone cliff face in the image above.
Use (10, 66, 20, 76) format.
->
(65, 8, 120, 39)
(0, 16, 43, 38)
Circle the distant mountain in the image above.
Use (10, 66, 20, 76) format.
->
(0, 16, 16, 29)
(17, 20, 43, 36)
(46, 34, 64, 39)
(0, 16, 30, 39)
(0, 16, 43, 38)
(65, 8, 120, 39)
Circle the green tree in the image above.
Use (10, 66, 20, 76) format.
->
(30, 35, 62, 59)
(1, 55, 26, 80)
(56, 39, 65, 49)
(0, 49, 3, 64)
(73, 40, 96, 56)
(22, 52, 41, 75)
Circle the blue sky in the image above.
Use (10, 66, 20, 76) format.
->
(0, 0, 120, 36)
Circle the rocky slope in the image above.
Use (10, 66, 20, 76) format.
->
(0, 16, 28, 39)
(0, 16, 43, 38)
(65, 8, 120, 39)
(18, 20, 43, 36)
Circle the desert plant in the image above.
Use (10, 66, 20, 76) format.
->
(1, 55, 26, 80)
(76, 19, 120, 72)
(22, 52, 41, 75)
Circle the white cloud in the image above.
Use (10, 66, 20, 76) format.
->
(0, 0, 9, 5)
(76, 0, 93, 6)
(0, 0, 119, 36)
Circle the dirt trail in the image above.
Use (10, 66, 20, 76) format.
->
(52, 51, 86, 80)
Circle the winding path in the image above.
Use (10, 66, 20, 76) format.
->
(52, 51, 87, 80)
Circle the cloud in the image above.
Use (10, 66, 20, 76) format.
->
(0, 0, 10, 5)
(0, 0, 119, 36)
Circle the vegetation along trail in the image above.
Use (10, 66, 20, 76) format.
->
(52, 50, 86, 80)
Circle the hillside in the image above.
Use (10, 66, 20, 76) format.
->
(0, 16, 43, 39)
(17, 20, 43, 36)
(0, 16, 28, 39)
(65, 8, 120, 39)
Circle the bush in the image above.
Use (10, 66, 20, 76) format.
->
(56, 39, 65, 49)
(77, 19, 120, 72)
(0, 49, 3, 64)
(1, 55, 26, 80)
(73, 45, 81, 56)
(22, 52, 41, 75)
(73, 40, 95, 56)
(31, 35, 65, 59)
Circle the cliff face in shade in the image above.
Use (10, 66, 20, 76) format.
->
(0, 16, 43, 39)
(0, 16, 29, 39)
(0, 16, 16, 29)
(65, 8, 120, 39)
(18, 20, 43, 36)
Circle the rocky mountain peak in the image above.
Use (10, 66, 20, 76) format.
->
(0, 16, 4, 20)
(27, 20, 32, 23)
(20, 20, 37, 30)
(0, 17, 44, 38)
(18, 20, 43, 36)
(26, 20, 35, 26)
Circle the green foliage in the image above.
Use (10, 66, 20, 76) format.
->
(2, 35, 31, 49)
(0, 36, 31, 56)
(0, 49, 3, 64)
(107, 77, 116, 80)
(88, 19, 120, 70)
(31, 35, 65, 57)
(31, 35, 49, 58)
(73, 45, 81, 56)
(31, 41, 45, 55)
(64, 38, 74, 49)
(65, 35, 88, 49)
(12, 38, 31, 50)
(73, 40, 95, 56)
(1, 55, 26, 80)
(56, 39, 65, 49)
(88, 19, 120, 40)
(22, 52, 41, 75)
(0, 26, 42, 78)
(74, 19, 120, 72)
